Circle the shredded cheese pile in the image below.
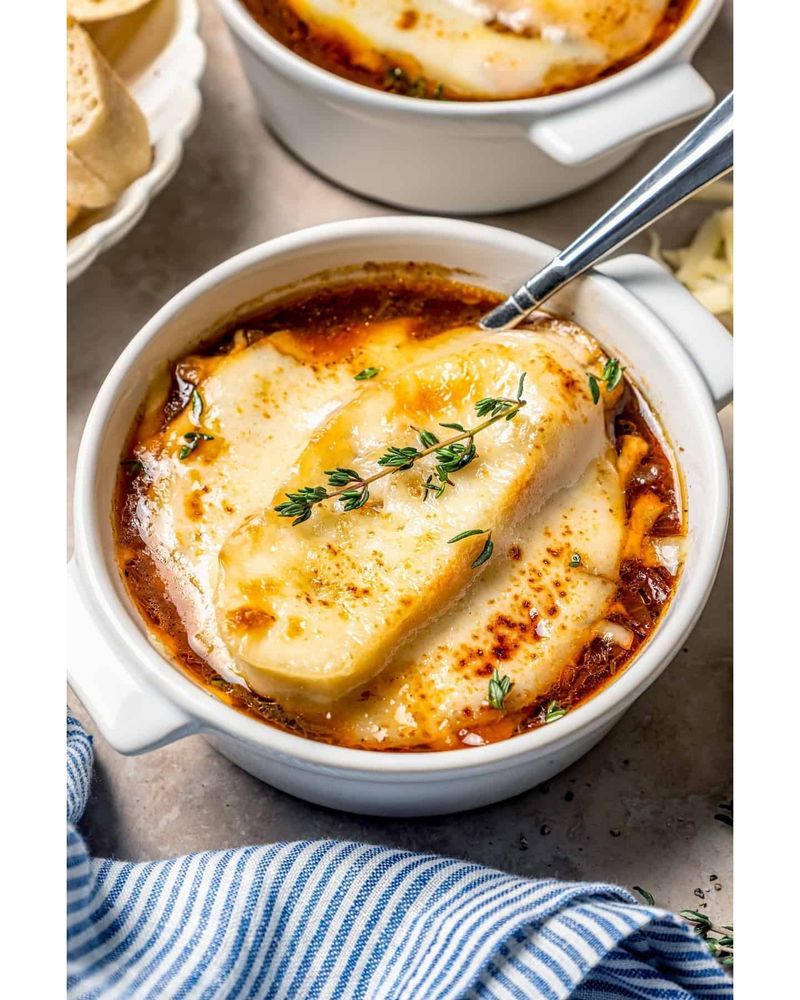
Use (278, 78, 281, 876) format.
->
(650, 181, 733, 322)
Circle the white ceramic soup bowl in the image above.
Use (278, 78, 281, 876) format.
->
(216, 0, 723, 213)
(69, 217, 731, 816)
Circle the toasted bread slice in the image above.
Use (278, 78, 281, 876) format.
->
(67, 148, 114, 210)
(67, 0, 154, 22)
(67, 17, 151, 209)
(67, 203, 81, 229)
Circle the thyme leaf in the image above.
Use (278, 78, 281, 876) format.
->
(543, 701, 568, 724)
(274, 486, 329, 525)
(448, 529, 494, 568)
(340, 485, 370, 511)
(434, 439, 477, 486)
(325, 467, 362, 487)
(354, 367, 380, 381)
(179, 431, 214, 461)
(448, 528, 489, 544)
(604, 358, 624, 391)
(471, 536, 494, 569)
(475, 396, 517, 419)
(384, 66, 437, 99)
(416, 428, 440, 448)
(190, 387, 204, 424)
(422, 475, 445, 501)
(488, 668, 513, 710)
(378, 445, 419, 469)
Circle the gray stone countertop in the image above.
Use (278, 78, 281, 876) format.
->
(68, 0, 733, 923)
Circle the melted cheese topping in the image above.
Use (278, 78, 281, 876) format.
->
(129, 312, 629, 748)
(329, 451, 622, 747)
(217, 327, 605, 703)
(284, 0, 669, 99)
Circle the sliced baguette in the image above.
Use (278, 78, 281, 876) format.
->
(67, 17, 151, 209)
(67, 148, 114, 209)
(67, 0, 154, 22)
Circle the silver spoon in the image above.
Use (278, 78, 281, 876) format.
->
(480, 92, 733, 331)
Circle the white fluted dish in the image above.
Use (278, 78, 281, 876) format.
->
(67, 0, 206, 283)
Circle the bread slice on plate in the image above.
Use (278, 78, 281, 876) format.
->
(67, 148, 114, 210)
(67, 0, 154, 21)
(67, 16, 151, 210)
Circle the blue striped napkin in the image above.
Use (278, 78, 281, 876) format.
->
(67, 715, 732, 999)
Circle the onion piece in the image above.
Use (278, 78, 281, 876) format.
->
(594, 619, 635, 650)
(649, 536, 684, 576)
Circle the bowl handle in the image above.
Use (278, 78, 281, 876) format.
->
(67, 561, 197, 754)
(526, 63, 714, 166)
(599, 254, 732, 411)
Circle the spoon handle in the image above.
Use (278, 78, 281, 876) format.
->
(481, 92, 733, 331)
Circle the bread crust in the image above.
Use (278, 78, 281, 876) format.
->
(67, 17, 151, 209)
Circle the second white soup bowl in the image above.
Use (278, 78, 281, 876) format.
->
(216, 0, 724, 212)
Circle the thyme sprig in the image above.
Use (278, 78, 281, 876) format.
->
(274, 373, 528, 525)
(632, 888, 733, 967)
(588, 358, 624, 405)
(680, 910, 734, 964)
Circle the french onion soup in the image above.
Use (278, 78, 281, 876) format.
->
(240, 0, 694, 101)
(115, 265, 683, 751)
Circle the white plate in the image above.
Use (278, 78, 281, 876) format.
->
(67, 0, 206, 283)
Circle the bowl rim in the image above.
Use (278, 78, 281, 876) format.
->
(215, 0, 723, 116)
(74, 215, 729, 775)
